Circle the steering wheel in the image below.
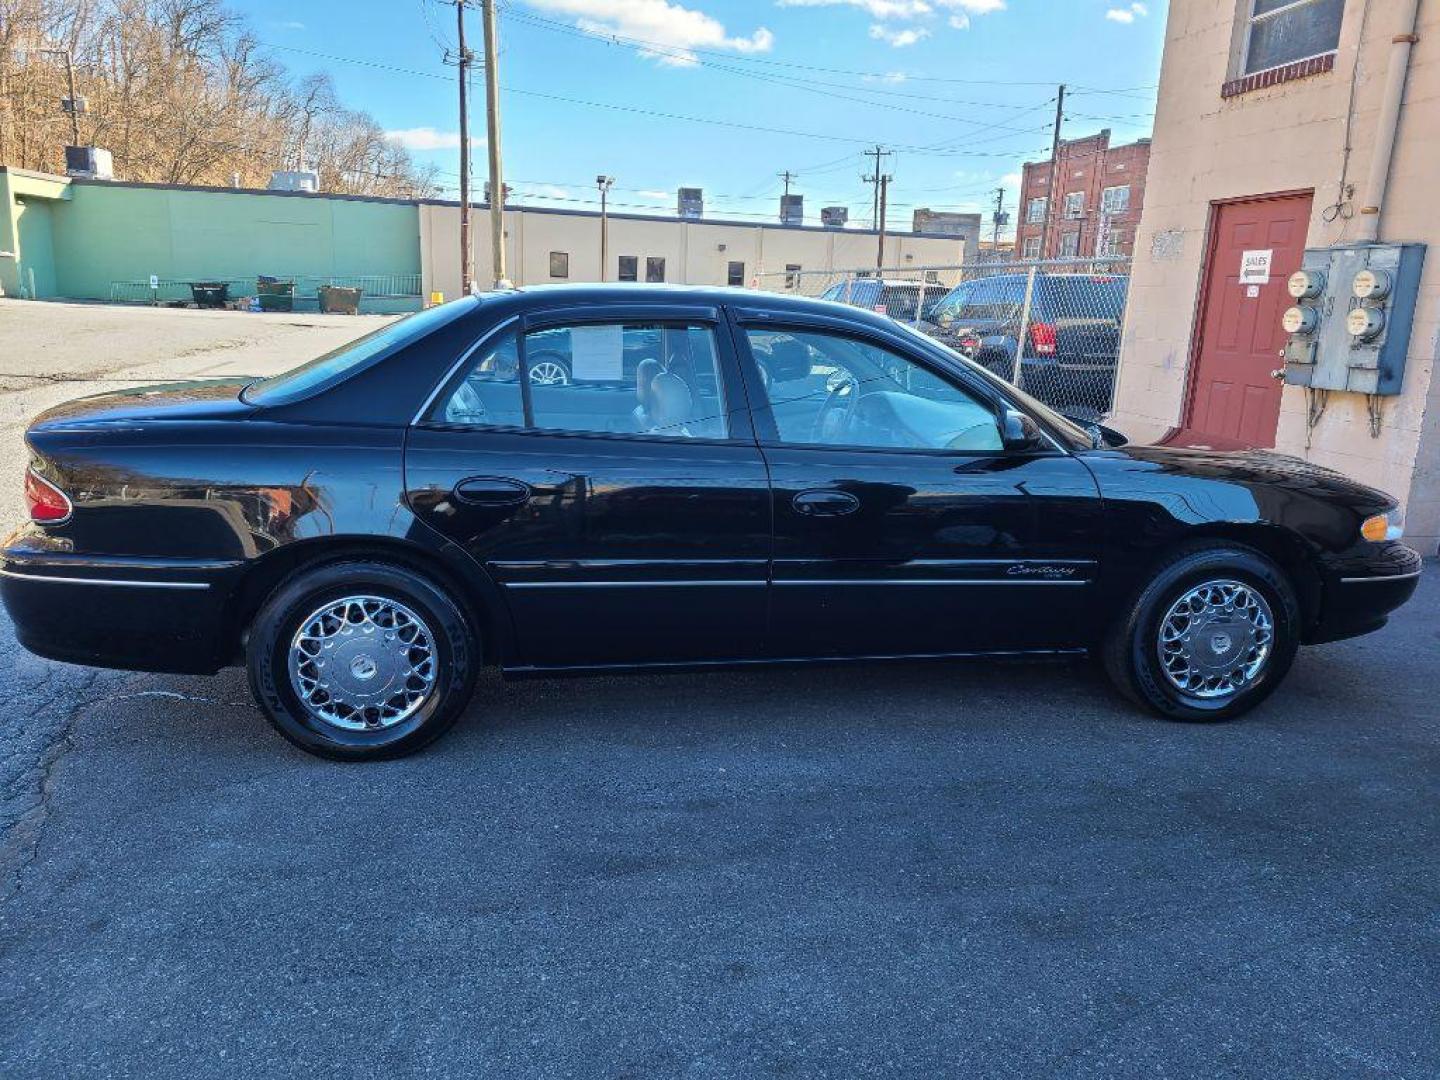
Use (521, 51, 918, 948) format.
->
(811, 374, 859, 444)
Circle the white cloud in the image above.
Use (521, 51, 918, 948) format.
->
(384, 127, 479, 151)
(948, 14, 969, 29)
(1000, 171, 1022, 187)
(275, 20, 306, 31)
(780, 0, 932, 17)
(523, 0, 773, 66)
(1106, 2, 1148, 23)
(869, 23, 930, 46)
(945, 0, 1004, 11)
(531, 185, 572, 200)
(636, 189, 672, 199)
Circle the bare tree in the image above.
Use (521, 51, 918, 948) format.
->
(0, 0, 438, 197)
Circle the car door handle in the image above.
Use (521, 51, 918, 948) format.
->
(453, 477, 532, 507)
(792, 489, 861, 516)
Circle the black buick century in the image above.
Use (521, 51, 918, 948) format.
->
(1, 286, 1421, 759)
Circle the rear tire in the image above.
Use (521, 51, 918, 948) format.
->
(246, 560, 478, 760)
(1101, 544, 1300, 722)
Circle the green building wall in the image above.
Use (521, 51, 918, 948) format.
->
(1, 170, 423, 311)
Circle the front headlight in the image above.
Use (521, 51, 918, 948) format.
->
(1360, 507, 1404, 542)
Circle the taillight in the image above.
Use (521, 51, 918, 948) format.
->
(24, 469, 72, 524)
(1029, 322, 1058, 355)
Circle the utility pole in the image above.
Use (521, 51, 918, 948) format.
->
(875, 172, 892, 270)
(596, 175, 614, 282)
(481, 0, 509, 288)
(450, 1, 474, 294)
(1038, 84, 1066, 262)
(779, 170, 797, 198)
(991, 186, 1006, 254)
(862, 146, 893, 270)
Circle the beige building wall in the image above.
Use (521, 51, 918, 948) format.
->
(1113, 0, 1440, 551)
(418, 202, 967, 300)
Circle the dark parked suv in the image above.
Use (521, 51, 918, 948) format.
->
(926, 273, 1129, 419)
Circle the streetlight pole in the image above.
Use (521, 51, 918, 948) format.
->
(596, 175, 614, 282)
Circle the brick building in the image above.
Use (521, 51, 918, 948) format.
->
(1015, 129, 1152, 260)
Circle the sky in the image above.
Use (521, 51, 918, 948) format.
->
(230, 0, 1168, 236)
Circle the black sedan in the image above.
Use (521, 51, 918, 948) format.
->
(2, 286, 1421, 759)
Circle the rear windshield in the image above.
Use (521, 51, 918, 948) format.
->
(242, 298, 476, 406)
(930, 275, 1127, 322)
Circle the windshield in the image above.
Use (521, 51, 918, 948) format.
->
(242, 298, 477, 406)
(889, 321, 1096, 450)
(930, 277, 1027, 322)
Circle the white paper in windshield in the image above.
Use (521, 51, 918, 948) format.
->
(569, 325, 625, 382)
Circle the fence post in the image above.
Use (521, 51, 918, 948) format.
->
(1012, 263, 1038, 389)
(914, 276, 927, 326)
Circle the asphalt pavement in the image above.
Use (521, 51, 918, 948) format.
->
(0, 566, 1436, 1079)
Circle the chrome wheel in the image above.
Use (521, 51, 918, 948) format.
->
(528, 357, 570, 386)
(287, 595, 437, 731)
(1157, 579, 1274, 699)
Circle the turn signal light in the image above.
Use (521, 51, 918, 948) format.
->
(24, 469, 72, 524)
(1360, 510, 1403, 542)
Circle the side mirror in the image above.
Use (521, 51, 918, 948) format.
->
(1001, 408, 1043, 452)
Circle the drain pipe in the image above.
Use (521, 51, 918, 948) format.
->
(1356, 0, 1423, 241)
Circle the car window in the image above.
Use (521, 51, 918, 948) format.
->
(245, 299, 475, 406)
(930, 278, 1027, 323)
(430, 322, 729, 440)
(745, 328, 1002, 452)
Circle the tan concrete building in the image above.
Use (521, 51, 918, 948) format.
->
(418, 202, 970, 301)
(1113, 0, 1440, 553)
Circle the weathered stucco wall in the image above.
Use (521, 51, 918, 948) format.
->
(1114, 0, 1440, 551)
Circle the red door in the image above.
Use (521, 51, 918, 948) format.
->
(1186, 193, 1312, 447)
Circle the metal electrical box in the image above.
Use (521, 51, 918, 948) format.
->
(1281, 242, 1426, 396)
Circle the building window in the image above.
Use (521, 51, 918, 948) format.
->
(727, 260, 745, 287)
(1063, 192, 1084, 220)
(645, 257, 666, 283)
(1022, 236, 1042, 260)
(785, 263, 802, 289)
(1243, 0, 1343, 75)
(617, 255, 638, 282)
(923, 270, 940, 284)
(1099, 230, 1126, 257)
(549, 251, 569, 279)
(1059, 231, 1080, 258)
(1026, 197, 1048, 225)
(1101, 185, 1131, 214)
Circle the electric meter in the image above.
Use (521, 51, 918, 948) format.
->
(1352, 268, 1393, 300)
(1347, 306, 1386, 340)
(1282, 306, 1317, 334)
(1287, 269, 1326, 299)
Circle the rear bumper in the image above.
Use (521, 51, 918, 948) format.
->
(0, 549, 243, 674)
(1306, 544, 1424, 645)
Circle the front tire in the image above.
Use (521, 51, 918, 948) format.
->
(1102, 545, 1300, 722)
(246, 560, 478, 759)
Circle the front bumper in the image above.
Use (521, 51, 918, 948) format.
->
(1307, 541, 1424, 644)
(0, 547, 244, 674)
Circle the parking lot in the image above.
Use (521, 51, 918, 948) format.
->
(1, 301, 1437, 1078)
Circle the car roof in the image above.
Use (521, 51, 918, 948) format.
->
(474, 282, 904, 330)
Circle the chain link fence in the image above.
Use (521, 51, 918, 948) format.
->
(754, 257, 1131, 420)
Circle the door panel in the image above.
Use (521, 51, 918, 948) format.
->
(1187, 193, 1312, 447)
(764, 448, 1104, 657)
(407, 314, 770, 669)
(407, 430, 771, 667)
(732, 320, 1105, 659)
